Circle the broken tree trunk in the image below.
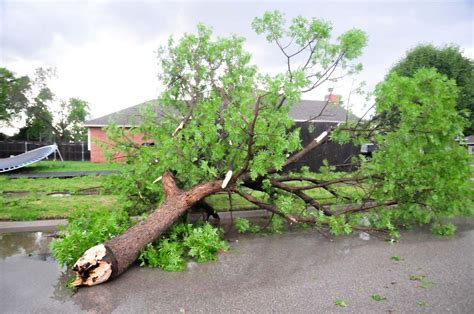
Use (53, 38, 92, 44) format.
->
(72, 171, 223, 286)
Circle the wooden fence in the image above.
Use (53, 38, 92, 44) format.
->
(285, 121, 360, 172)
(0, 141, 90, 161)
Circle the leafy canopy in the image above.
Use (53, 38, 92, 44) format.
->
(0, 67, 31, 124)
(333, 68, 473, 233)
(1, 67, 90, 142)
(389, 44, 473, 134)
(104, 11, 471, 237)
(106, 11, 367, 212)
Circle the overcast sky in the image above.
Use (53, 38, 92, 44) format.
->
(1, 0, 473, 133)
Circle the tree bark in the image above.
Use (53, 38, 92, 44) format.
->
(72, 172, 223, 286)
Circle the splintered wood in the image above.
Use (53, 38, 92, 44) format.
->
(72, 244, 112, 286)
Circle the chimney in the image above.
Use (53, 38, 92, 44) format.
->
(324, 94, 342, 104)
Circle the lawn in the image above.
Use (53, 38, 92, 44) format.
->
(20, 160, 126, 172)
(0, 161, 362, 220)
(0, 161, 123, 220)
(1, 175, 105, 193)
(0, 195, 118, 220)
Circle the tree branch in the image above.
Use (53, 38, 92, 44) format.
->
(330, 200, 398, 216)
(270, 179, 329, 214)
(235, 95, 262, 178)
(303, 53, 345, 93)
(233, 189, 301, 224)
(276, 175, 376, 189)
(162, 171, 182, 197)
(282, 128, 331, 168)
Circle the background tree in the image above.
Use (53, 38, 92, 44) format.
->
(0, 67, 31, 125)
(15, 104, 55, 141)
(5, 67, 90, 142)
(386, 44, 473, 134)
(15, 74, 55, 141)
(69, 11, 471, 287)
(55, 98, 90, 142)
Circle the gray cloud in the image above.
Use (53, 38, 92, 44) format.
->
(1, 0, 472, 116)
(2, 1, 472, 62)
(1, 1, 93, 59)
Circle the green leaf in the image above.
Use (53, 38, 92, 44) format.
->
(431, 223, 457, 236)
(409, 274, 425, 281)
(371, 294, 386, 301)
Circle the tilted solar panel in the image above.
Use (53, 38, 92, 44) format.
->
(0, 144, 58, 173)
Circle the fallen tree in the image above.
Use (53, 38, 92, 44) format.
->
(73, 125, 333, 286)
(73, 171, 224, 285)
(72, 11, 472, 286)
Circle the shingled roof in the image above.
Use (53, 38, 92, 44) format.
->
(84, 99, 358, 127)
(289, 99, 359, 122)
(466, 135, 474, 144)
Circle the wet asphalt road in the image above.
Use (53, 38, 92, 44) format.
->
(1, 220, 473, 313)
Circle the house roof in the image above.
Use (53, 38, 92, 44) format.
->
(84, 99, 358, 127)
(84, 100, 166, 127)
(466, 135, 474, 144)
(289, 99, 359, 122)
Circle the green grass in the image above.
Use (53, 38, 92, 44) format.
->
(0, 195, 118, 220)
(0, 175, 108, 193)
(0, 168, 362, 221)
(206, 192, 262, 210)
(0, 173, 119, 220)
(20, 161, 126, 172)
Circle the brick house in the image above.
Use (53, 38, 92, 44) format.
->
(84, 99, 359, 169)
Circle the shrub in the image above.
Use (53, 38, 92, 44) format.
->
(50, 207, 130, 267)
(234, 217, 261, 233)
(184, 223, 230, 262)
(431, 222, 457, 236)
(139, 240, 186, 272)
(138, 222, 229, 271)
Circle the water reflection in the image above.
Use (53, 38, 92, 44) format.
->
(0, 232, 112, 307)
(52, 270, 77, 301)
(0, 232, 53, 259)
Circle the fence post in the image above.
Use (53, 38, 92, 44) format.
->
(24, 141, 28, 153)
(81, 142, 85, 161)
(55, 143, 64, 162)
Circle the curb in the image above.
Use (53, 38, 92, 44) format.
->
(0, 219, 67, 233)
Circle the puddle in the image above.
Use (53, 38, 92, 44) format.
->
(0, 231, 55, 260)
(0, 232, 79, 310)
(2, 191, 30, 197)
(48, 192, 71, 197)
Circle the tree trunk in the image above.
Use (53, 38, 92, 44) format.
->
(72, 172, 223, 286)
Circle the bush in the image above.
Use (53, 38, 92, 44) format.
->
(431, 222, 457, 236)
(138, 223, 229, 271)
(184, 224, 230, 262)
(234, 217, 261, 233)
(50, 207, 130, 267)
(139, 240, 186, 272)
